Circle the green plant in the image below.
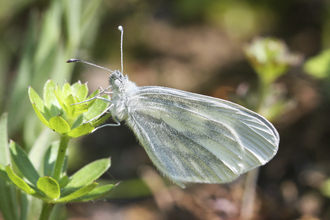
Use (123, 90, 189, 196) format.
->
(0, 0, 112, 219)
(240, 37, 300, 220)
(0, 80, 115, 220)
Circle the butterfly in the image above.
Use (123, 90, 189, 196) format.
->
(67, 26, 279, 187)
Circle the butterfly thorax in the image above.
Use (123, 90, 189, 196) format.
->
(109, 70, 138, 121)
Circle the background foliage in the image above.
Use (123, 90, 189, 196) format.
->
(0, 0, 330, 219)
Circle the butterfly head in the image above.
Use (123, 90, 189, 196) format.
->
(109, 70, 125, 88)
(109, 70, 138, 96)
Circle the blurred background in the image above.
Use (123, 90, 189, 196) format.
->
(1, 0, 330, 219)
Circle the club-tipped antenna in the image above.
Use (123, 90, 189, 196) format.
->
(66, 59, 114, 73)
(118, 25, 124, 74)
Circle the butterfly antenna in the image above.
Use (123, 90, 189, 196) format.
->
(66, 59, 114, 73)
(118, 25, 124, 74)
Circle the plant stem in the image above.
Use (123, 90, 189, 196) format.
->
(240, 168, 259, 220)
(256, 79, 269, 113)
(39, 202, 54, 220)
(52, 135, 70, 182)
(241, 79, 268, 220)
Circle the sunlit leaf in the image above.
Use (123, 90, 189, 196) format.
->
(37, 176, 60, 199)
(5, 165, 35, 195)
(49, 116, 70, 134)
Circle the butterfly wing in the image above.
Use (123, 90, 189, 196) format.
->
(124, 86, 279, 186)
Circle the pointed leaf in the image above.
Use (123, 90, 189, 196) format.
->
(59, 175, 69, 188)
(20, 193, 29, 220)
(0, 164, 10, 182)
(87, 89, 100, 99)
(31, 103, 50, 128)
(56, 182, 98, 203)
(9, 141, 40, 185)
(106, 179, 152, 199)
(66, 158, 110, 188)
(76, 89, 99, 111)
(28, 86, 45, 112)
(71, 114, 84, 130)
(68, 123, 94, 138)
(304, 49, 330, 79)
(62, 82, 73, 98)
(28, 87, 53, 120)
(49, 116, 70, 134)
(5, 165, 35, 194)
(43, 79, 61, 115)
(72, 81, 88, 102)
(0, 113, 19, 220)
(65, 95, 76, 116)
(37, 176, 60, 199)
(54, 84, 68, 113)
(28, 129, 53, 173)
(73, 102, 89, 112)
(71, 184, 115, 202)
(84, 95, 110, 121)
(92, 113, 112, 127)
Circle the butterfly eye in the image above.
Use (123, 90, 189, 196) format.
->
(114, 79, 121, 88)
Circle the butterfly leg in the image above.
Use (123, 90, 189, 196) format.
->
(91, 117, 121, 133)
(72, 96, 112, 105)
(98, 85, 113, 94)
(71, 85, 113, 106)
(97, 85, 113, 95)
(84, 103, 113, 124)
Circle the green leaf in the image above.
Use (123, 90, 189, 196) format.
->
(0, 114, 10, 183)
(87, 89, 99, 99)
(9, 141, 40, 185)
(72, 81, 88, 102)
(71, 114, 84, 130)
(106, 179, 152, 199)
(5, 165, 35, 194)
(43, 79, 61, 116)
(61, 158, 110, 197)
(92, 113, 112, 127)
(62, 82, 73, 98)
(72, 184, 115, 202)
(0, 164, 11, 182)
(31, 103, 50, 128)
(73, 102, 89, 112)
(20, 192, 29, 220)
(66, 158, 110, 188)
(56, 182, 98, 203)
(321, 178, 330, 198)
(84, 95, 110, 121)
(68, 123, 94, 138)
(80, 0, 102, 35)
(304, 49, 330, 79)
(28, 87, 45, 113)
(64, 0, 81, 48)
(0, 113, 19, 220)
(72, 97, 90, 115)
(28, 87, 53, 120)
(65, 95, 76, 116)
(28, 129, 53, 174)
(54, 84, 68, 113)
(29, 86, 53, 127)
(79, 89, 99, 110)
(37, 176, 60, 199)
(59, 175, 69, 188)
(49, 116, 71, 134)
(0, 113, 9, 165)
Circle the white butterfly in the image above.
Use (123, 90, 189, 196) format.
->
(68, 26, 279, 187)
